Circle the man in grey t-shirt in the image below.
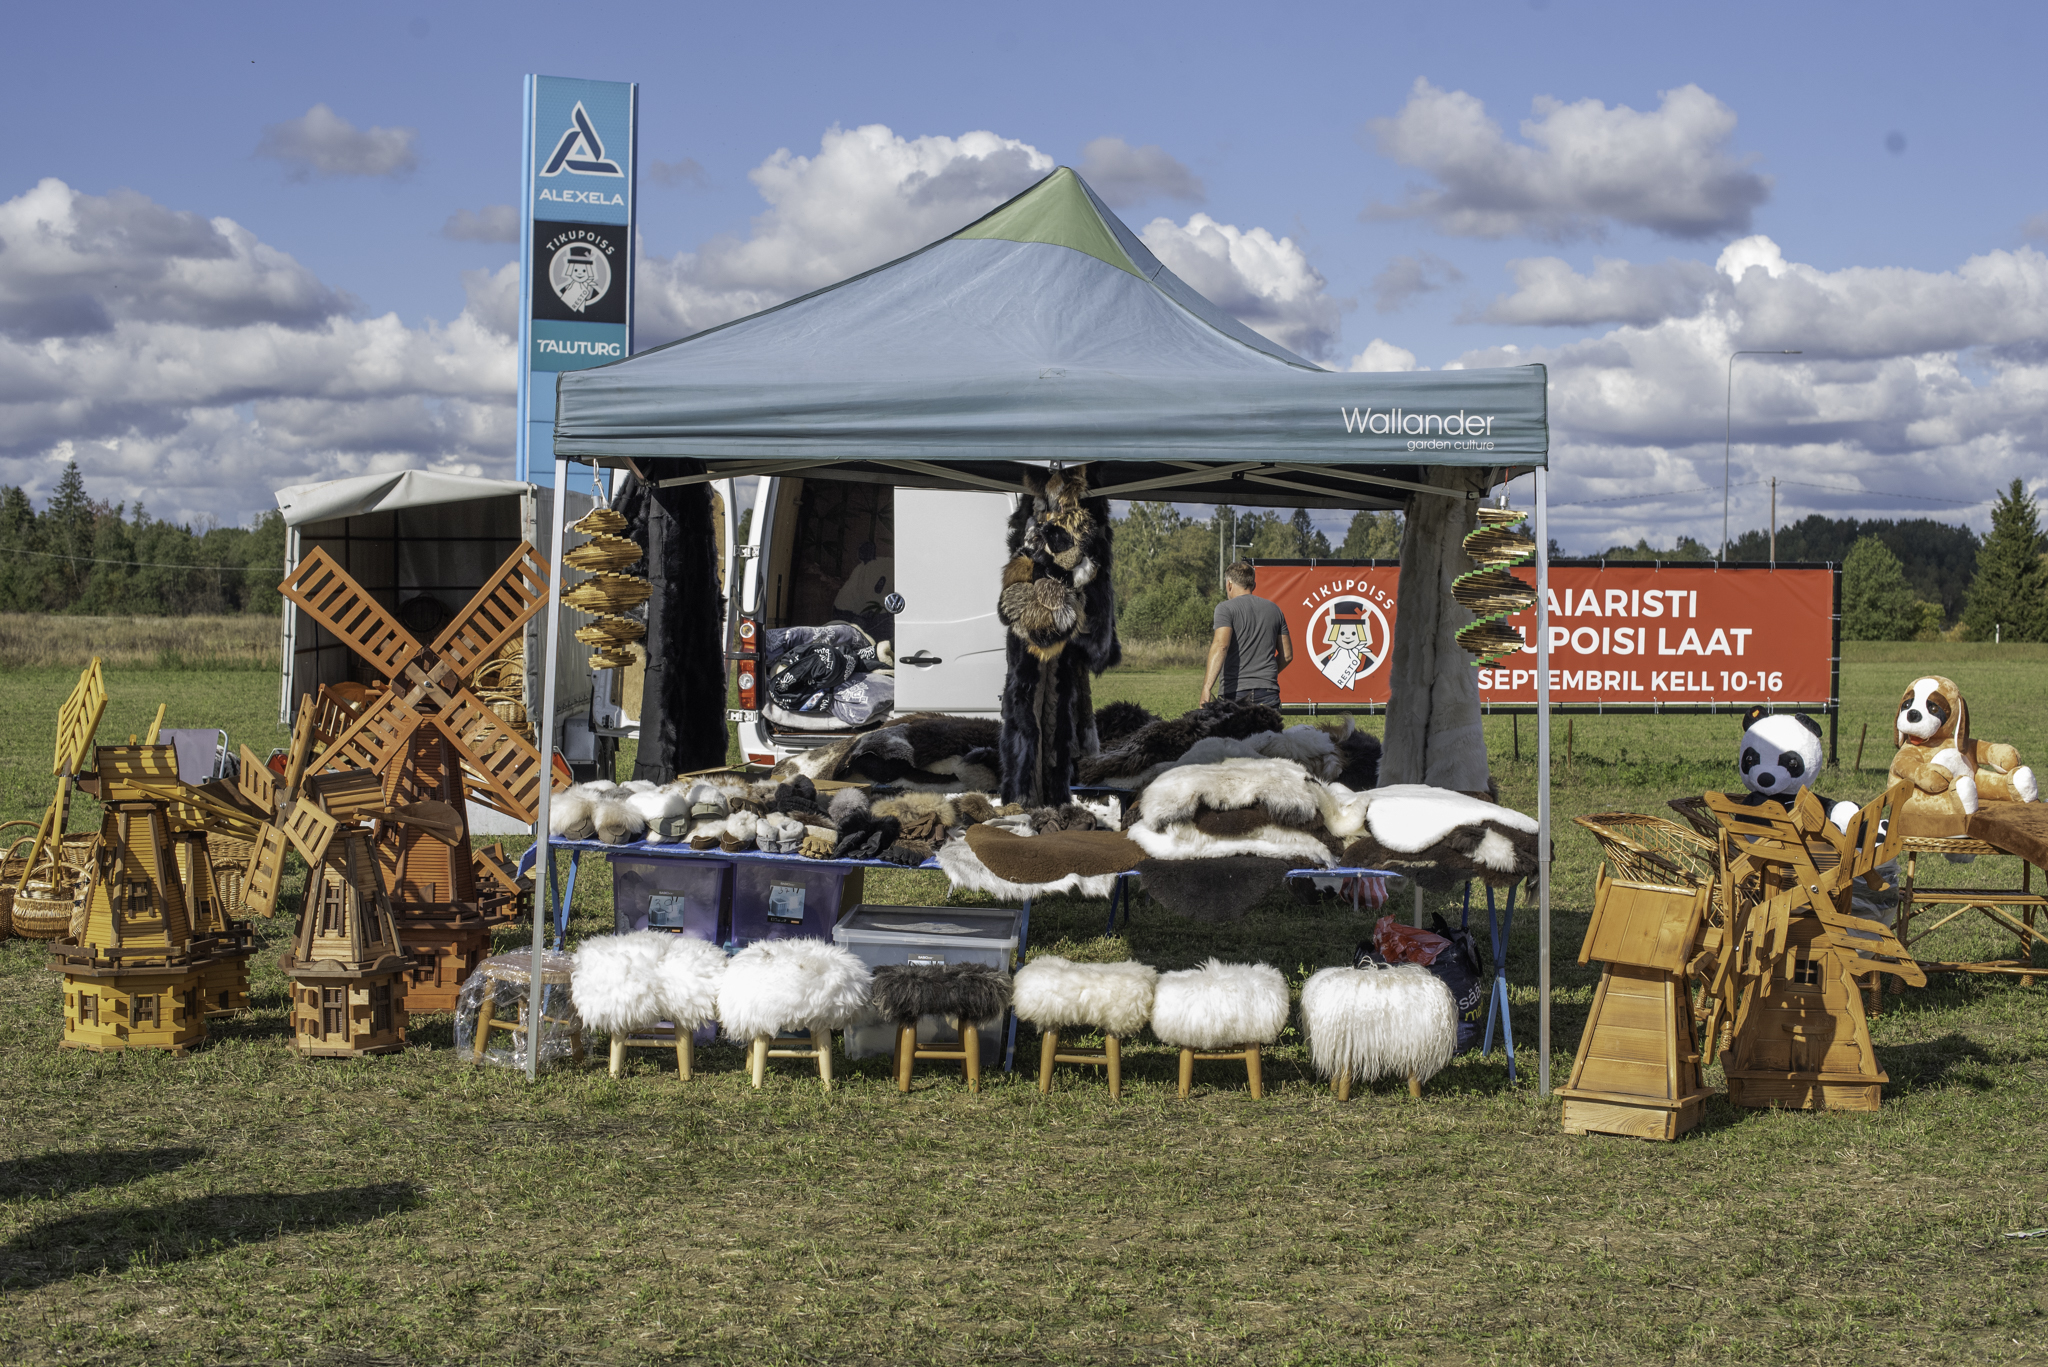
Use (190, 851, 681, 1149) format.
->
(1201, 560, 1292, 706)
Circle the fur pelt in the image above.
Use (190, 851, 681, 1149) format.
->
(1890, 674, 2038, 838)
(1094, 701, 1158, 751)
(1076, 698, 1285, 788)
(549, 788, 597, 840)
(768, 735, 860, 784)
(1012, 957, 1158, 1035)
(963, 823, 1146, 884)
(1300, 963, 1456, 1085)
(869, 790, 1011, 830)
(716, 938, 873, 1040)
(1127, 820, 1335, 867)
(570, 931, 674, 1034)
(1136, 857, 1297, 922)
(652, 934, 728, 1029)
(870, 962, 1013, 1024)
(828, 787, 870, 823)
(1149, 959, 1290, 1049)
(1325, 718, 1383, 790)
(1324, 783, 1540, 890)
(937, 837, 1124, 901)
(844, 714, 1004, 789)
(1136, 758, 1324, 827)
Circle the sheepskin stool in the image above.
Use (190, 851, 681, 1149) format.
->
(870, 963, 1013, 1094)
(717, 939, 873, 1090)
(1012, 957, 1158, 1100)
(1149, 959, 1290, 1099)
(572, 932, 729, 1079)
(1301, 963, 1457, 1100)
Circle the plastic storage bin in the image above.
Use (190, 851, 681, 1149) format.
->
(832, 904, 1022, 1063)
(611, 856, 732, 942)
(730, 862, 864, 945)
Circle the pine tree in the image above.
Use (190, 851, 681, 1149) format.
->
(44, 461, 95, 600)
(1340, 510, 1404, 560)
(1962, 479, 2048, 642)
(1841, 536, 1921, 641)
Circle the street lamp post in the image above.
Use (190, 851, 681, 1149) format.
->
(1724, 349, 1802, 561)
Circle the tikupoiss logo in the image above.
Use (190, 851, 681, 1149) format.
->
(1341, 406, 1497, 453)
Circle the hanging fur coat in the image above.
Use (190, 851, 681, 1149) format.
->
(999, 466, 1119, 806)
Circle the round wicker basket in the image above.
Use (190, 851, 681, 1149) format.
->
(13, 857, 86, 940)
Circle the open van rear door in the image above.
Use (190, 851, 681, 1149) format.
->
(892, 489, 1012, 718)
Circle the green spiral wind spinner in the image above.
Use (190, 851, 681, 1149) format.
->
(1453, 507, 1537, 666)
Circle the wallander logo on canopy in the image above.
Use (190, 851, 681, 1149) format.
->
(1341, 406, 1497, 453)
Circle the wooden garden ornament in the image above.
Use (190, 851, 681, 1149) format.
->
(13, 659, 108, 934)
(278, 543, 551, 1010)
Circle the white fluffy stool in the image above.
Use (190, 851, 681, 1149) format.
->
(1301, 963, 1457, 1100)
(1013, 957, 1158, 1101)
(571, 932, 729, 1078)
(717, 939, 872, 1090)
(1149, 959, 1290, 1099)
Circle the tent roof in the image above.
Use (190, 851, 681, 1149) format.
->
(552, 167, 1546, 490)
(275, 470, 528, 527)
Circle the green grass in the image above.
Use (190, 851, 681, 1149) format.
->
(5, 643, 2048, 1363)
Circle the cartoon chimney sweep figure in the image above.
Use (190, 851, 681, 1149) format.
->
(558, 243, 603, 312)
(1316, 599, 1376, 691)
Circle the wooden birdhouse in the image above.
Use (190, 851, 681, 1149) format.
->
(280, 544, 551, 1011)
(1559, 818, 1719, 1141)
(285, 830, 410, 1057)
(52, 745, 215, 1055)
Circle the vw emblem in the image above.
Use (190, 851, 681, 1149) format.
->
(883, 592, 906, 614)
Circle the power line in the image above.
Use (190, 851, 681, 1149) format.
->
(0, 543, 266, 573)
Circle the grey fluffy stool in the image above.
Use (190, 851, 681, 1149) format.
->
(870, 963, 1012, 1093)
(1012, 957, 1158, 1100)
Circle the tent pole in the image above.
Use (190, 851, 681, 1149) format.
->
(527, 458, 572, 1081)
(1534, 467, 1552, 1097)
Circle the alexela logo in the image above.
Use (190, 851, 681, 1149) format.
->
(541, 102, 622, 177)
(1341, 407, 1496, 437)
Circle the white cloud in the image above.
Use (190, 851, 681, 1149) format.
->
(1473, 255, 1720, 326)
(1140, 213, 1347, 359)
(1076, 137, 1204, 208)
(256, 104, 418, 180)
(1454, 235, 2048, 549)
(1371, 252, 1464, 313)
(461, 262, 521, 339)
(1365, 80, 1770, 240)
(0, 180, 510, 524)
(1345, 339, 1422, 372)
(443, 205, 518, 242)
(650, 157, 708, 188)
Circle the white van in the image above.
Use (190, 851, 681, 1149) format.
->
(729, 477, 1014, 766)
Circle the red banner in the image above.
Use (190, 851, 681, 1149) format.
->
(1257, 562, 1835, 708)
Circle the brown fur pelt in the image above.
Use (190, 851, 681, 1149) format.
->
(868, 790, 1014, 830)
(1078, 697, 1285, 787)
(1337, 823, 1540, 892)
(843, 713, 1003, 789)
(1136, 856, 1296, 922)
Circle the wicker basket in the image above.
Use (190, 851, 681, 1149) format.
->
(0, 821, 37, 938)
(13, 853, 88, 941)
(1575, 812, 1717, 888)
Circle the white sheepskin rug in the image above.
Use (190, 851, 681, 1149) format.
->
(1316, 783, 1538, 849)
(1125, 821, 1335, 867)
(1300, 963, 1456, 1085)
(1127, 758, 1336, 867)
(570, 931, 674, 1035)
(716, 938, 873, 1041)
(653, 934, 728, 1028)
(937, 838, 1123, 901)
(1012, 957, 1158, 1036)
(1149, 959, 1290, 1049)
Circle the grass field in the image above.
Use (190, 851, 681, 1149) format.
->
(3, 639, 2048, 1364)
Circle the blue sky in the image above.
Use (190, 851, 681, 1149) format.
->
(4, 1, 2044, 549)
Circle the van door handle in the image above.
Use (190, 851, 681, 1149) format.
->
(899, 651, 942, 666)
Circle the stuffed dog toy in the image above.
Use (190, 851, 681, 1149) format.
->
(1889, 674, 2037, 838)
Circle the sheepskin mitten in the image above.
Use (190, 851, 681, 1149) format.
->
(799, 833, 837, 860)
(880, 839, 933, 866)
(834, 813, 901, 861)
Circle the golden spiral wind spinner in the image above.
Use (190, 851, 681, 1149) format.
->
(1453, 507, 1537, 666)
(563, 507, 649, 672)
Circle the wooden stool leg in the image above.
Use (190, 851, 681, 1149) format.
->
(1407, 1073, 1421, 1099)
(750, 1035, 768, 1088)
(1038, 1028, 1058, 1093)
(571, 1028, 584, 1067)
(678, 1031, 694, 1081)
(1246, 1045, 1264, 1100)
(1336, 1073, 1351, 1102)
(1178, 1046, 1194, 1098)
(896, 1024, 916, 1092)
(608, 1036, 626, 1078)
(814, 1029, 833, 1090)
(1106, 1034, 1122, 1101)
(962, 1021, 981, 1093)
(473, 996, 497, 1062)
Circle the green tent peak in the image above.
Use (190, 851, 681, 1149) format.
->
(951, 167, 1143, 277)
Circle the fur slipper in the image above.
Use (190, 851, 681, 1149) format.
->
(717, 939, 872, 1040)
(549, 789, 597, 841)
(1012, 957, 1156, 1036)
(757, 813, 804, 855)
(721, 810, 761, 852)
(571, 931, 673, 1035)
(1300, 963, 1456, 1085)
(1150, 959, 1290, 1050)
(592, 796, 647, 845)
(870, 962, 1012, 1025)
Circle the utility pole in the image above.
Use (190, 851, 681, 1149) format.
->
(1769, 477, 1777, 566)
(1725, 350, 1802, 562)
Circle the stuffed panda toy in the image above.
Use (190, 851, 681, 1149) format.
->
(1735, 706, 1857, 832)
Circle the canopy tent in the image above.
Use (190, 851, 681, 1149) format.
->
(536, 166, 1558, 1087)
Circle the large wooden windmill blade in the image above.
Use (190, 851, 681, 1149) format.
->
(281, 548, 426, 684)
(426, 689, 546, 824)
(318, 688, 425, 786)
(429, 541, 553, 685)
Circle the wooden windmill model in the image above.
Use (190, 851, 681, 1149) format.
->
(277, 543, 551, 1010)
(11, 660, 109, 938)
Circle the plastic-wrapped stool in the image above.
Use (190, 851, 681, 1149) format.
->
(456, 950, 586, 1071)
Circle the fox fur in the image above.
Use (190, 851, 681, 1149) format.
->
(1300, 963, 1456, 1085)
(1149, 959, 1291, 1050)
(1011, 957, 1158, 1036)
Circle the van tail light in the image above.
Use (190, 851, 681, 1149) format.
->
(737, 665, 757, 709)
(733, 615, 760, 708)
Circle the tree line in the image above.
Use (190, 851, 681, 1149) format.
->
(0, 463, 287, 616)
